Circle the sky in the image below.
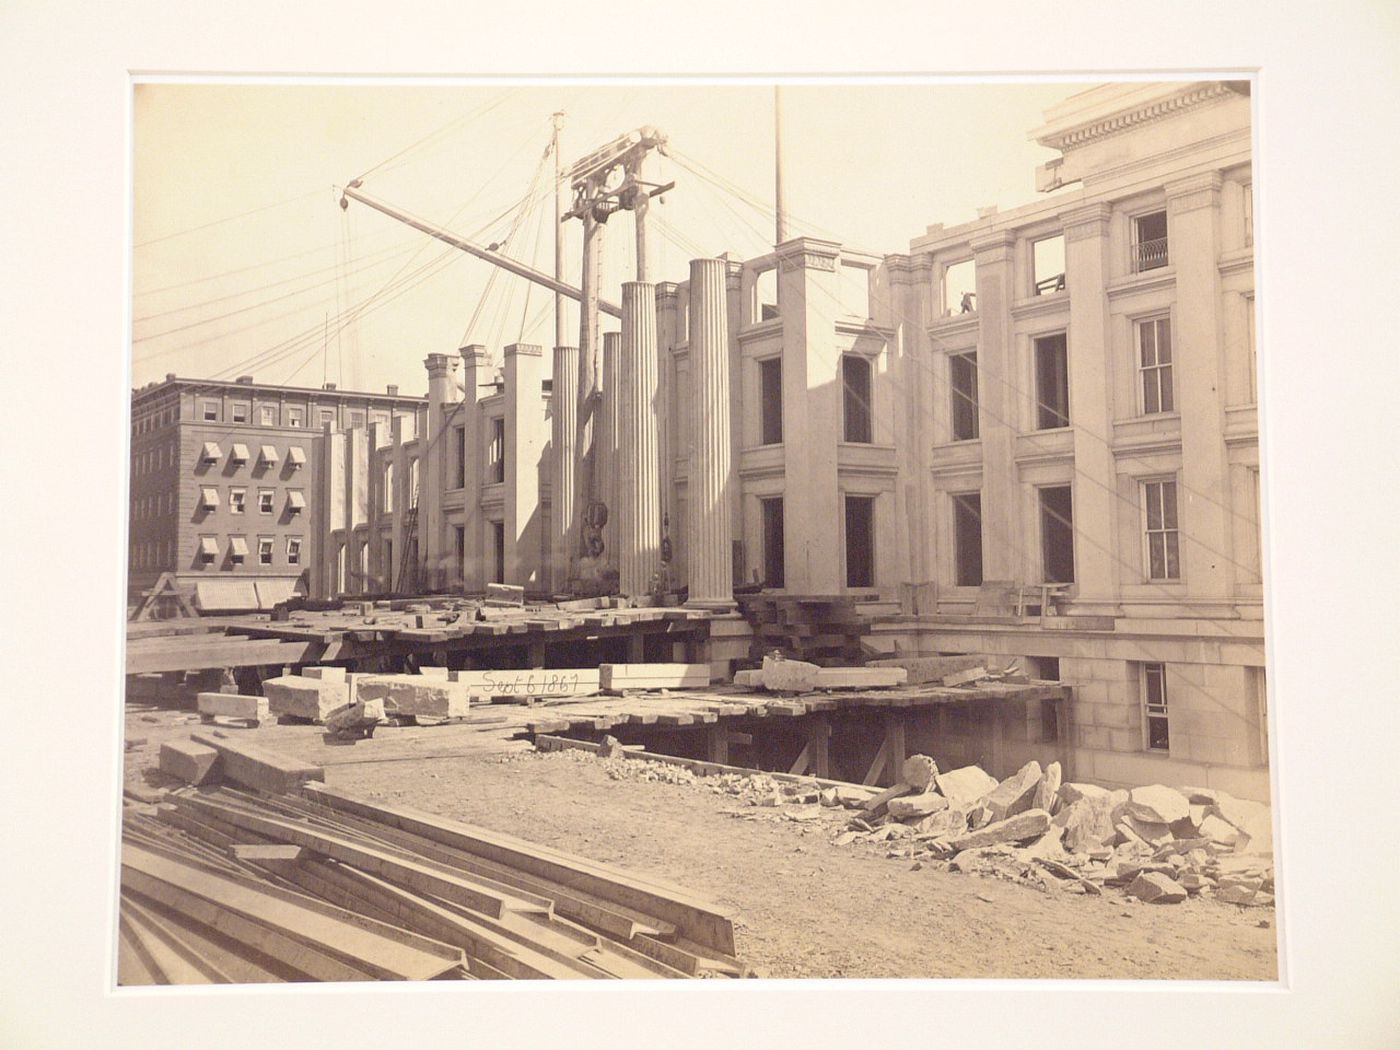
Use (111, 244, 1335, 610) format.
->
(131, 79, 1093, 397)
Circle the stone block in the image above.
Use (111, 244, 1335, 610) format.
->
(159, 739, 221, 785)
(302, 666, 347, 683)
(867, 655, 983, 685)
(938, 809, 1052, 853)
(197, 692, 269, 725)
(1076, 725, 1111, 750)
(418, 666, 451, 680)
(1120, 812, 1173, 847)
(760, 656, 821, 692)
(1054, 795, 1119, 853)
(191, 731, 324, 794)
(888, 792, 949, 821)
(1125, 784, 1191, 826)
(263, 676, 350, 722)
(983, 760, 1042, 822)
(934, 765, 998, 808)
(1127, 871, 1187, 904)
(353, 675, 472, 719)
(1058, 781, 1111, 806)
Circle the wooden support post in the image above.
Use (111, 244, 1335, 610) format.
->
(627, 632, 646, 663)
(990, 703, 1006, 780)
(883, 713, 906, 781)
(527, 641, 547, 669)
(707, 725, 729, 765)
(1054, 695, 1073, 781)
(807, 716, 830, 779)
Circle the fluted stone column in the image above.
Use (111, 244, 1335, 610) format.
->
(550, 345, 578, 592)
(686, 258, 735, 608)
(617, 282, 660, 596)
(598, 332, 621, 572)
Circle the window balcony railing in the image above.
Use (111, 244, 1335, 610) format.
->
(1034, 272, 1066, 296)
(1133, 237, 1169, 273)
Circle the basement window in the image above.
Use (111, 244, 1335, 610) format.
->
(759, 357, 783, 445)
(1039, 485, 1075, 584)
(761, 496, 785, 588)
(952, 492, 983, 587)
(1143, 663, 1170, 751)
(1132, 210, 1169, 273)
(1034, 333, 1070, 429)
(844, 495, 875, 589)
(841, 355, 873, 444)
(950, 353, 979, 441)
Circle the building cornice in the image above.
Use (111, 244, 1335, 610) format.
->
(1035, 82, 1238, 154)
(1166, 171, 1224, 216)
(776, 236, 842, 273)
(1061, 202, 1113, 241)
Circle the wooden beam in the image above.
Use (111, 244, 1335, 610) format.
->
(861, 739, 889, 787)
(787, 740, 812, 776)
(807, 716, 830, 779)
(884, 713, 906, 781)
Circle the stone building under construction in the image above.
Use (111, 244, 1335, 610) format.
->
(269, 82, 1264, 798)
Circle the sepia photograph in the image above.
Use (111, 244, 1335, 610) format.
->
(4, 2, 1399, 1047)
(120, 77, 1275, 983)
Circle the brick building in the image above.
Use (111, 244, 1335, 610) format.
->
(128, 375, 424, 610)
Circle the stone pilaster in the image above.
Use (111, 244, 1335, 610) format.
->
(970, 230, 1020, 582)
(1061, 203, 1121, 614)
(550, 345, 578, 592)
(1166, 172, 1232, 599)
(686, 258, 736, 608)
(458, 345, 490, 593)
(421, 352, 458, 588)
(617, 282, 660, 596)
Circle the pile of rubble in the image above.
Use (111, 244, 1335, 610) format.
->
(833, 757, 1273, 906)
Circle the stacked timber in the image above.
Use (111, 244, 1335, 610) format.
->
(737, 595, 871, 667)
(120, 782, 746, 983)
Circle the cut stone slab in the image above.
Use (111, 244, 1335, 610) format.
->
(263, 676, 350, 722)
(937, 809, 1052, 854)
(888, 792, 950, 820)
(190, 731, 324, 794)
(1127, 871, 1187, 903)
(1198, 813, 1242, 848)
(867, 655, 985, 685)
(600, 663, 710, 691)
(761, 656, 821, 693)
(485, 582, 525, 606)
(1210, 794, 1274, 854)
(1120, 812, 1173, 847)
(1057, 782, 1112, 806)
(811, 667, 907, 690)
(914, 808, 967, 840)
(325, 699, 386, 736)
(984, 760, 1043, 822)
(353, 675, 472, 719)
(1056, 796, 1120, 853)
(942, 666, 990, 687)
(1032, 761, 1062, 813)
(197, 692, 269, 726)
(732, 669, 765, 689)
(934, 765, 999, 808)
(1125, 784, 1191, 826)
(298, 669, 344, 686)
(901, 754, 939, 792)
(158, 739, 221, 786)
(861, 782, 912, 815)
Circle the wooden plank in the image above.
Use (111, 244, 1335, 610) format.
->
(884, 713, 907, 780)
(190, 732, 324, 795)
(125, 636, 320, 675)
(120, 895, 235, 984)
(302, 784, 739, 956)
(599, 663, 710, 691)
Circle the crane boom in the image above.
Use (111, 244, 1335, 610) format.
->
(340, 185, 622, 319)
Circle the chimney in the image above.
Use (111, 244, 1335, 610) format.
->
(323, 382, 337, 391)
(235, 375, 254, 385)
(386, 384, 399, 396)
(165, 373, 176, 381)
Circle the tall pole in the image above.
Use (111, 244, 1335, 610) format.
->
(774, 85, 788, 247)
(552, 111, 566, 350)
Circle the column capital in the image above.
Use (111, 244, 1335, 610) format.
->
(423, 352, 457, 377)
(503, 342, 543, 359)
(1166, 171, 1224, 216)
(724, 259, 744, 290)
(459, 343, 490, 365)
(656, 281, 680, 306)
(1060, 202, 1114, 241)
(776, 236, 841, 273)
(969, 229, 1015, 262)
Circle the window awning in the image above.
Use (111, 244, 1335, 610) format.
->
(229, 536, 249, 558)
(259, 444, 279, 464)
(199, 536, 219, 556)
(201, 441, 222, 461)
(199, 486, 220, 508)
(287, 491, 307, 510)
(287, 446, 307, 466)
(230, 443, 250, 462)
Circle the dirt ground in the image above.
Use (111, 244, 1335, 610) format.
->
(122, 704, 1279, 981)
